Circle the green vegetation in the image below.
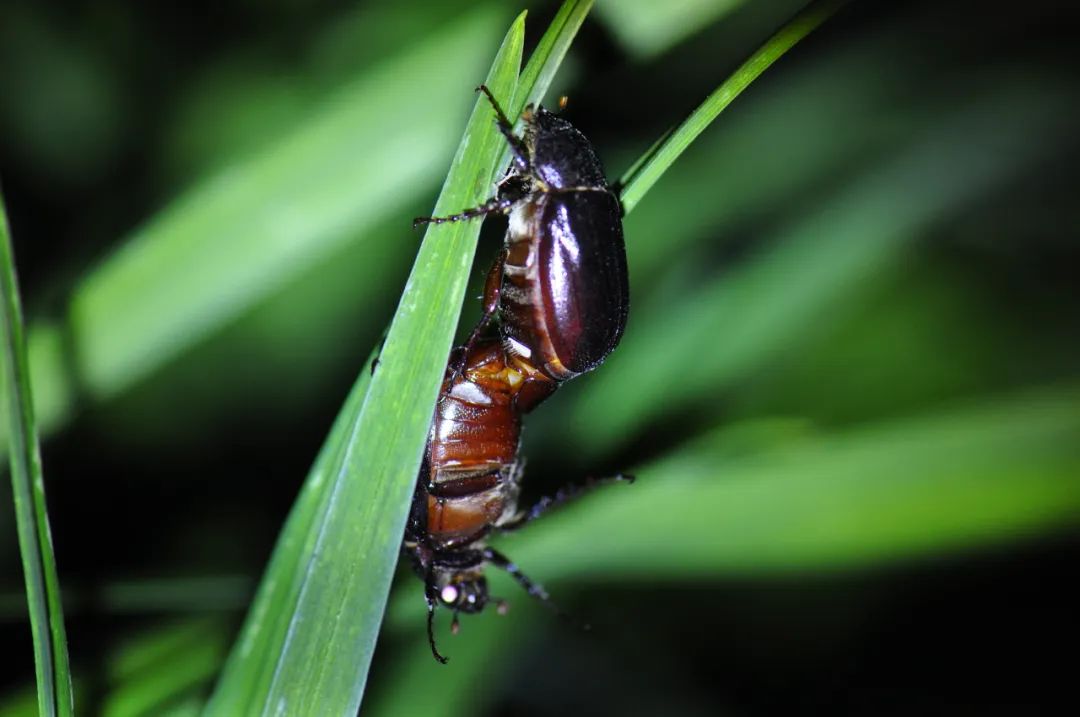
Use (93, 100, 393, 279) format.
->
(1, 0, 1076, 713)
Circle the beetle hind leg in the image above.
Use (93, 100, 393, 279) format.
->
(497, 473, 635, 532)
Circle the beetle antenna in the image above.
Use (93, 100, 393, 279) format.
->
(475, 84, 531, 173)
(475, 84, 514, 131)
(425, 588, 450, 664)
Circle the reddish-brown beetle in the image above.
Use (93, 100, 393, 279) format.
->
(403, 337, 556, 663)
(403, 337, 631, 663)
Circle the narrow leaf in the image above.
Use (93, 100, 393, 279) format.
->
(0, 193, 73, 715)
(618, 0, 846, 214)
(207, 11, 525, 716)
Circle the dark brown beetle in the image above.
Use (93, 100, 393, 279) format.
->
(416, 86, 630, 382)
(403, 337, 560, 663)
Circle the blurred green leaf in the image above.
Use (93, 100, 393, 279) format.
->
(164, 3, 475, 184)
(24, 324, 69, 436)
(103, 618, 228, 717)
(597, 0, 748, 58)
(366, 603, 533, 717)
(518, 389, 1080, 577)
(0, 688, 38, 717)
(32, 8, 500, 413)
(0, 196, 73, 716)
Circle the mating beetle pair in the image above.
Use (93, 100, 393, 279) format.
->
(403, 86, 630, 663)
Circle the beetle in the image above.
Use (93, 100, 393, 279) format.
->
(404, 335, 632, 663)
(404, 336, 558, 664)
(415, 85, 630, 382)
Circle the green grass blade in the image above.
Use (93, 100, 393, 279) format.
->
(618, 0, 846, 215)
(491, 0, 593, 177)
(205, 13, 526, 716)
(203, 343, 380, 715)
(0, 194, 73, 716)
(514, 0, 593, 112)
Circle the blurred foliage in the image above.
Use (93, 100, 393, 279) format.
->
(1, 0, 1077, 714)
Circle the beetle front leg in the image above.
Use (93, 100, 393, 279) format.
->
(413, 196, 514, 228)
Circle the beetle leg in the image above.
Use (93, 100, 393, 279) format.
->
(497, 473, 635, 532)
(482, 547, 549, 602)
(462, 246, 506, 347)
(476, 84, 531, 173)
(413, 196, 514, 228)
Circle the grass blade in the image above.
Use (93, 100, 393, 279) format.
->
(489, 0, 593, 177)
(514, 0, 593, 113)
(0, 193, 73, 715)
(618, 0, 846, 215)
(206, 12, 526, 716)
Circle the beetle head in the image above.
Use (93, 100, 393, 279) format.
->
(437, 574, 489, 614)
(526, 107, 608, 190)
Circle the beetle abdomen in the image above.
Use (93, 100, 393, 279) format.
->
(501, 190, 628, 379)
(426, 472, 514, 546)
